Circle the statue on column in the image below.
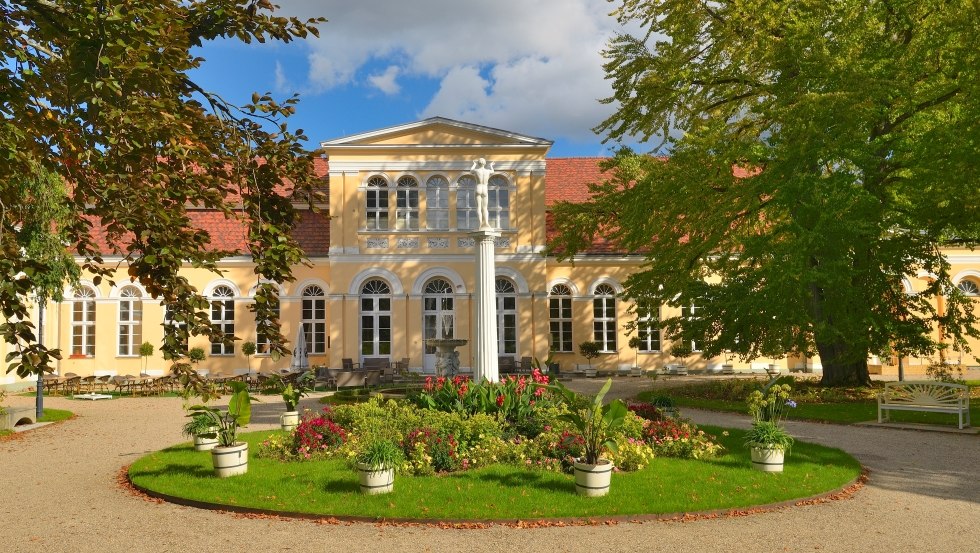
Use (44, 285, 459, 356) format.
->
(470, 157, 494, 230)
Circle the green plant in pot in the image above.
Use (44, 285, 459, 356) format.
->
(354, 438, 404, 495)
(669, 341, 693, 368)
(241, 340, 256, 378)
(182, 412, 218, 451)
(578, 341, 601, 377)
(188, 347, 206, 372)
(279, 370, 314, 432)
(551, 378, 627, 496)
(627, 335, 643, 375)
(188, 381, 255, 477)
(744, 381, 796, 472)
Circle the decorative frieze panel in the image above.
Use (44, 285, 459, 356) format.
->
(428, 238, 449, 249)
(396, 238, 419, 249)
(494, 237, 511, 248)
(365, 238, 389, 249)
(457, 238, 476, 248)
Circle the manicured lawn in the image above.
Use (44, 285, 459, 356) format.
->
(639, 384, 978, 426)
(129, 427, 860, 520)
(38, 408, 74, 423)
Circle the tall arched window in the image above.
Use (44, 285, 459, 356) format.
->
(423, 278, 455, 357)
(360, 279, 391, 358)
(425, 175, 449, 230)
(164, 304, 188, 354)
(456, 174, 478, 230)
(636, 302, 661, 352)
(118, 286, 142, 356)
(487, 175, 510, 229)
(495, 278, 518, 356)
(593, 284, 617, 352)
(210, 285, 235, 355)
(72, 286, 96, 356)
(255, 301, 280, 355)
(365, 175, 389, 230)
(395, 175, 419, 230)
(302, 285, 326, 354)
(549, 284, 573, 352)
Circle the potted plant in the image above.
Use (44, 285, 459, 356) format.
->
(189, 381, 255, 477)
(355, 438, 404, 495)
(720, 350, 735, 375)
(241, 340, 256, 379)
(551, 378, 627, 497)
(744, 382, 796, 472)
(279, 371, 314, 432)
(578, 341, 601, 377)
(627, 336, 643, 376)
(139, 342, 154, 376)
(182, 412, 218, 451)
(668, 341, 693, 374)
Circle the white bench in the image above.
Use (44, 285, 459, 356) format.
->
(877, 381, 971, 429)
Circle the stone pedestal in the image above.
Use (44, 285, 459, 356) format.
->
(473, 228, 500, 383)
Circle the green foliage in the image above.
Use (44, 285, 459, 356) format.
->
(744, 421, 795, 452)
(550, 0, 980, 387)
(189, 381, 255, 447)
(355, 439, 404, 471)
(407, 372, 554, 427)
(139, 342, 155, 358)
(0, 1, 326, 388)
(551, 379, 628, 464)
(745, 381, 795, 451)
(278, 371, 314, 411)
(181, 412, 215, 438)
(578, 341, 601, 364)
(187, 348, 206, 365)
(241, 341, 257, 357)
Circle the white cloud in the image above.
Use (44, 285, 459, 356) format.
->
(273, 61, 290, 93)
(367, 65, 401, 95)
(272, 0, 629, 143)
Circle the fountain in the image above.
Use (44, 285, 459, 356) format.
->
(424, 314, 467, 377)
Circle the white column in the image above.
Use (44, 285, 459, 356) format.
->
(473, 228, 500, 382)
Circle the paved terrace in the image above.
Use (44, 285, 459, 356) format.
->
(0, 378, 977, 553)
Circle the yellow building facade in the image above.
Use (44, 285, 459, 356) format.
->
(3, 118, 978, 386)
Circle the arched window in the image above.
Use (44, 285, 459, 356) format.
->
(456, 174, 478, 230)
(425, 175, 449, 230)
(255, 300, 280, 355)
(395, 175, 419, 230)
(958, 279, 979, 296)
(210, 285, 235, 355)
(365, 175, 389, 230)
(118, 286, 142, 356)
(496, 278, 518, 356)
(302, 285, 326, 354)
(423, 278, 455, 357)
(487, 175, 510, 229)
(72, 286, 96, 356)
(360, 279, 391, 358)
(636, 301, 661, 352)
(593, 284, 617, 352)
(164, 304, 188, 354)
(549, 284, 573, 352)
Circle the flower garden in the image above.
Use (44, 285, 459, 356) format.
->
(128, 372, 862, 521)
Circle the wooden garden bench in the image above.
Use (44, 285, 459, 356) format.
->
(877, 381, 971, 429)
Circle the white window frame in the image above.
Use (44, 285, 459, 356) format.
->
(495, 278, 518, 356)
(680, 304, 702, 352)
(395, 175, 419, 230)
(164, 304, 188, 355)
(117, 286, 142, 357)
(549, 284, 573, 353)
(455, 174, 478, 230)
(425, 175, 450, 230)
(301, 285, 326, 354)
(210, 285, 235, 356)
(636, 303, 661, 352)
(72, 286, 96, 356)
(423, 278, 455, 354)
(487, 174, 510, 229)
(365, 175, 389, 230)
(957, 279, 979, 296)
(360, 279, 392, 359)
(255, 303, 280, 356)
(593, 284, 617, 352)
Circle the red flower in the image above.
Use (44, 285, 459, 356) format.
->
(496, 394, 505, 407)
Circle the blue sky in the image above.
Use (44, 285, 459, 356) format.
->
(190, 1, 639, 158)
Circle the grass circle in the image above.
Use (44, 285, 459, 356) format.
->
(128, 425, 861, 521)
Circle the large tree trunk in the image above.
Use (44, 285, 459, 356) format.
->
(816, 339, 872, 387)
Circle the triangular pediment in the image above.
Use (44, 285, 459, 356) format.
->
(320, 117, 552, 148)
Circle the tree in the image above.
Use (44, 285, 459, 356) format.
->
(1, 1, 325, 397)
(549, 1, 979, 386)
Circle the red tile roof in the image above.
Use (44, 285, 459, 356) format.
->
(544, 157, 610, 207)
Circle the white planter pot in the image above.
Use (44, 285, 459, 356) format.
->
(750, 446, 785, 472)
(573, 459, 613, 497)
(212, 442, 249, 478)
(281, 410, 300, 432)
(357, 463, 394, 495)
(630, 367, 643, 377)
(584, 368, 597, 378)
(193, 433, 218, 451)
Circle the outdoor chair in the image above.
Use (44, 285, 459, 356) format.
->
(61, 373, 81, 395)
(342, 358, 360, 371)
(42, 374, 62, 394)
(498, 357, 517, 375)
(364, 369, 382, 387)
(519, 356, 533, 374)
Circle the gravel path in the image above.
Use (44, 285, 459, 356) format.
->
(1, 381, 977, 553)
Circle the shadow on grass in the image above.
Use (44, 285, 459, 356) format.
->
(130, 462, 213, 480)
(471, 469, 573, 493)
(322, 477, 360, 493)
